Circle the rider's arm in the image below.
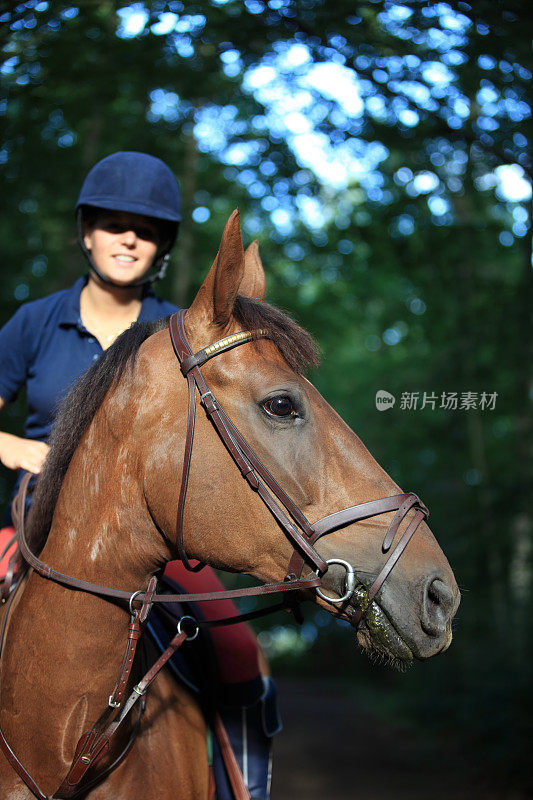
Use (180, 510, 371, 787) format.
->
(0, 305, 50, 474)
(0, 397, 49, 473)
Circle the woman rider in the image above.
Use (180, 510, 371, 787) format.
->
(0, 151, 278, 800)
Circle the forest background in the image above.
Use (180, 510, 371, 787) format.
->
(1, 1, 531, 797)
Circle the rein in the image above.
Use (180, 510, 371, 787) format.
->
(0, 309, 429, 799)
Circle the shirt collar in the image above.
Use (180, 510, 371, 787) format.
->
(59, 276, 88, 329)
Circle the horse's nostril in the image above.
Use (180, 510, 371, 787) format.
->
(428, 581, 442, 606)
(421, 577, 455, 637)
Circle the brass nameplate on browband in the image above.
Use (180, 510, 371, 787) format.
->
(203, 329, 268, 357)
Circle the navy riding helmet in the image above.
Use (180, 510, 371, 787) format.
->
(76, 151, 181, 289)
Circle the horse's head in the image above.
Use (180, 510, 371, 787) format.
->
(140, 210, 460, 666)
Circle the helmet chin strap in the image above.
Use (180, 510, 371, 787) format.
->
(77, 210, 170, 290)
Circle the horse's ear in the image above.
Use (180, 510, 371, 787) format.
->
(187, 209, 244, 330)
(240, 241, 266, 300)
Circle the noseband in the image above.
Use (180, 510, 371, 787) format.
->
(169, 309, 429, 623)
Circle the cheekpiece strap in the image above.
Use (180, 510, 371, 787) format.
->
(168, 310, 329, 577)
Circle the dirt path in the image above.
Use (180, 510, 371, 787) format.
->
(271, 679, 503, 800)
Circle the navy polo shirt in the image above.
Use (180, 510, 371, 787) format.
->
(0, 275, 178, 443)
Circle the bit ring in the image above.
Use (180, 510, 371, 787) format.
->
(315, 558, 356, 605)
(177, 615, 200, 641)
(129, 590, 145, 615)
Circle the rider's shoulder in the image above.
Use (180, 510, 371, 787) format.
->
(8, 278, 84, 329)
(15, 286, 74, 314)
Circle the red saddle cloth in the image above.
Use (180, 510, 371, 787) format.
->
(0, 526, 16, 576)
(162, 560, 259, 686)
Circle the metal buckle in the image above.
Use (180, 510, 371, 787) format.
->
(200, 390, 216, 408)
(315, 558, 356, 605)
(177, 615, 200, 641)
(128, 589, 144, 615)
(108, 696, 121, 708)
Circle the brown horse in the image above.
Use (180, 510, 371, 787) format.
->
(0, 211, 460, 799)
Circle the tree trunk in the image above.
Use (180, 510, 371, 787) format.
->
(173, 126, 199, 307)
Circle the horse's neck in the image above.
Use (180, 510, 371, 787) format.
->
(1, 425, 169, 788)
(43, 414, 169, 586)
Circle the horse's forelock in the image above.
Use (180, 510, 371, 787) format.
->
(233, 296, 320, 375)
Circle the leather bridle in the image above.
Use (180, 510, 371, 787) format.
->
(0, 309, 429, 798)
(168, 309, 429, 623)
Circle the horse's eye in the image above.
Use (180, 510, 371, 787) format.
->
(263, 396, 296, 417)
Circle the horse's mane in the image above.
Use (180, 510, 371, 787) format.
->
(26, 298, 319, 554)
(26, 317, 170, 554)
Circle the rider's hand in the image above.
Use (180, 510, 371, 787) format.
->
(0, 433, 49, 473)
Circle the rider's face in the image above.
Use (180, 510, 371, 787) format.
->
(83, 210, 160, 286)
